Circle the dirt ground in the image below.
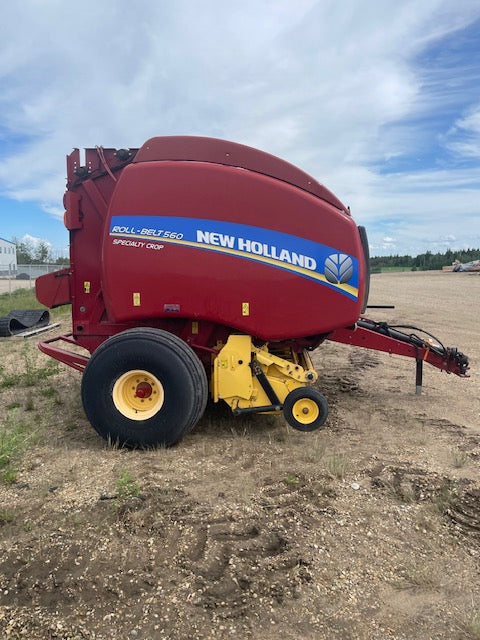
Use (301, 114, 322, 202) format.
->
(0, 271, 479, 640)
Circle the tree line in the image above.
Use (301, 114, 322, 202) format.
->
(370, 248, 480, 271)
(12, 237, 68, 265)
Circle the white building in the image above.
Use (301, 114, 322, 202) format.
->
(0, 237, 17, 273)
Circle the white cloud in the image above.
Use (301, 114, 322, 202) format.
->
(0, 0, 479, 255)
(41, 203, 64, 220)
(22, 233, 51, 249)
(444, 105, 480, 158)
(456, 108, 480, 134)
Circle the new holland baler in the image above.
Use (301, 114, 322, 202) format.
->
(36, 136, 469, 447)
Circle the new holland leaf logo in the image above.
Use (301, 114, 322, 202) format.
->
(324, 253, 353, 284)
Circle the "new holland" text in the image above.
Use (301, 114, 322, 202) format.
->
(196, 230, 316, 270)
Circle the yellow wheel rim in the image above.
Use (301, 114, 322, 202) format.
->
(291, 397, 319, 425)
(112, 369, 164, 421)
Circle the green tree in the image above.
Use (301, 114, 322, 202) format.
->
(12, 237, 55, 264)
(371, 248, 480, 271)
(34, 241, 51, 263)
(12, 236, 34, 264)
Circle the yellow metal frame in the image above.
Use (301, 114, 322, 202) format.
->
(212, 335, 318, 413)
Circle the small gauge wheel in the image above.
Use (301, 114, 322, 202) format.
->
(283, 387, 328, 432)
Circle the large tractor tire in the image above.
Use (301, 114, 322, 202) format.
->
(81, 328, 208, 447)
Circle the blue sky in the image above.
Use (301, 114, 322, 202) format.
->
(0, 0, 479, 257)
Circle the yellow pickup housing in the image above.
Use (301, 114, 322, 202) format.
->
(212, 335, 318, 412)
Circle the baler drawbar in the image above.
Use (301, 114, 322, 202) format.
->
(329, 319, 469, 377)
(36, 136, 469, 447)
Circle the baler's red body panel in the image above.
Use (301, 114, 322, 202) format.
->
(103, 160, 364, 340)
(132, 136, 347, 210)
(37, 136, 367, 353)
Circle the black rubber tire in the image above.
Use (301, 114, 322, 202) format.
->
(81, 328, 208, 447)
(283, 387, 328, 432)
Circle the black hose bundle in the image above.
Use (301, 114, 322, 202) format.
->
(356, 318, 469, 375)
(357, 319, 447, 357)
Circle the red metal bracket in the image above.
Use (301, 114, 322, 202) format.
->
(38, 334, 89, 372)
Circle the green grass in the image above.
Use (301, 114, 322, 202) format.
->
(379, 266, 410, 272)
(451, 448, 468, 469)
(0, 509, 15, 525)
(371, 266, 415, 274)
(0, 287, 42, 316)
(0, 339, 62, 483)
(0, 287, 69, 319)
(283, 473, 301, 486)
(323, 452, 350, 479)
(0, 343, 59, 389)
(113, 468, 140, 515)
(0, 410, 38, 484)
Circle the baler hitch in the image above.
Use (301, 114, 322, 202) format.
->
(328, 318, 470, 390)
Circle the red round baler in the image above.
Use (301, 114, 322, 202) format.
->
(36, 137, 469, 446)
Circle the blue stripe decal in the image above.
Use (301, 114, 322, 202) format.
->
(109, 215, 359, 300)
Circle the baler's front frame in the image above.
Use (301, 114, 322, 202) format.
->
(38, 333, 88, 371)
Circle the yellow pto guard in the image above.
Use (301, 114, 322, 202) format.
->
(213, 335, 318, 415)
